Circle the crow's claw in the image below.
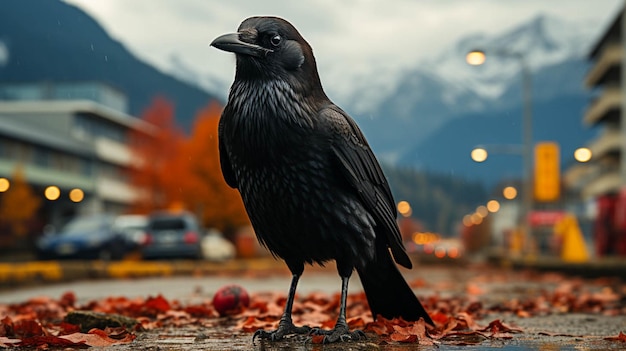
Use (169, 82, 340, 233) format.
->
(252, 321, 311, 343)
(309, 325, 366, 343)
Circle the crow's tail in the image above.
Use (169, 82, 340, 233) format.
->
(356, 244, 433, 325)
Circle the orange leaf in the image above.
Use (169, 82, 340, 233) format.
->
(60, 329, 135, 347)
(605, 331, 626, 342)
(390, 332, 418, 343)
(309, 334, 326, 344)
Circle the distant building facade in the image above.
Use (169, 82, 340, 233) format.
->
(0, 82, 151, 229)
(565, 8, 626, 256)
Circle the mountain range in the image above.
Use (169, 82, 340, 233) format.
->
(347, 15, 600, 185)
(0, 0, 606, 232)
(162, 12, 600, 187)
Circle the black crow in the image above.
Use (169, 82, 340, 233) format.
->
(211, 16, 433, 343)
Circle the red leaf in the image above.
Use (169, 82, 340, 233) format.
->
(390, 332, 418, 343)
(430, 312, 450, 325)
(60, 329, 135, 347)
(13, 320, 45, 338)
(18, 335, 89, 348)
(236, 316, 277, 333)
(144, 295, 171, 314)
(605, 331, 626, 342)
(478, 320, 523, 335)
(60, 291, 77, 307)
(58, 322, 81, 335)
(309, 334, 326, 344)
(184, 304, 218, 318)
(347, 316, 365, 329)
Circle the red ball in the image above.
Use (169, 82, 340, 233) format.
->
(212, 284, 250, 316)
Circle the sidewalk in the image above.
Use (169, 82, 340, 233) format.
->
(489, 254, 626, 280)
(0, 257, 290, 288)
(1, 253, 624, 289)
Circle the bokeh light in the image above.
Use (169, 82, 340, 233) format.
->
(45, 186, 61, 201)
(466, 50, 486, 66)
(503, 186, 518, 200)
(471, 148, 488, 162)
(463, 214, 473, 227)
(471, 213, 483, 225)
(0, 178, 9, 192)
(574, 147, 592, 163)
(476, 205, 488, 218)
(397, 200, 412, 217)
(487, 200, 500, 213)
(69, 188, 84, 203)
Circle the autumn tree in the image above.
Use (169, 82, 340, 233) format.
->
(182, 102, 249, 235)
(0, 165, 41, 243)
(127, 96, 185, 213)
(127, 97, 249, 236)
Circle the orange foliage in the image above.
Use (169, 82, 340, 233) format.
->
(127, 96, 185, 214)
(127, 97, 249, 234)
(181, 102, 249, 233)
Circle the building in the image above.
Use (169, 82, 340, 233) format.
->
(0, 82, 151, 230)
(564, 7, 626, 256)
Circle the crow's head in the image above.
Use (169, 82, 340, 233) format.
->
(211, 17, 323, 90)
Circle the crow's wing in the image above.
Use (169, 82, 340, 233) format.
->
(322, 105, 412, 269)
(218, 113, 238, 189)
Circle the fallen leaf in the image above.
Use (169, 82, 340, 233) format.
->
(605, 331, 626, 342)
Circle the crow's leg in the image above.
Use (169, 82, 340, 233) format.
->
(253, 272, 311, 342)
(310, 275, 366, 343)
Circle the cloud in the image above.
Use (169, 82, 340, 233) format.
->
(63, 0, 621, 99)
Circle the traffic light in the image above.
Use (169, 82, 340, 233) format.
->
(534, 142, 560, 202)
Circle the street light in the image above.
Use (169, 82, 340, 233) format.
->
(0, 178, 9, 192)
(466, 47, 534, 254)
(45, 186, 61, 201)
(487, 200, 500, 213)
(471, 145, 524, 163)
(470, 147, 488, 162)
(503, 186, 518, 200)
(466, 50, 486, 66)
(574, 147, 592, 163)
(397, 200, 412, 217)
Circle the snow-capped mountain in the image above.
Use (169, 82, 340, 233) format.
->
(160, 13, 600, 179)
(348, 14, 599, 164)
(429, 14, 597, 101)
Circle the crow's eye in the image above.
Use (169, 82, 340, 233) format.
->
(270, 34, 282, 47)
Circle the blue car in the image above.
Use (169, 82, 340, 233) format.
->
(36, 214, 129, 260)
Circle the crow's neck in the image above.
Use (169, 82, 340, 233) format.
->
(229, 79, 318, 130)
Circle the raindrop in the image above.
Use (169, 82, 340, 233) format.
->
(0, 41, 8, 66)
(104, 55, 108, 62)
(91, 44, 94, 51)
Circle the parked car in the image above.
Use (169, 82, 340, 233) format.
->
(36, 214, 128, 260)
(140, 212, 203, 259)
(113, 214, 148, 252)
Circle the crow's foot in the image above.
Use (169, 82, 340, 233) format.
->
(309, 323, 366, 343)
(253, 319, 311, 342)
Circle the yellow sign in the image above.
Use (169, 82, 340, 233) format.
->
(534, 142, 560, 202)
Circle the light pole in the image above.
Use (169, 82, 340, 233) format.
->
(466, 49, 534, 255)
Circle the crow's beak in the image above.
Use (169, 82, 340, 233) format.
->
(210, 32, 272, 57)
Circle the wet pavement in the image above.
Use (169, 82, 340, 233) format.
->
(1, 262, 625, 350)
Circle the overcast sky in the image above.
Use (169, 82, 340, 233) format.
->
(63, 0, 623, 97)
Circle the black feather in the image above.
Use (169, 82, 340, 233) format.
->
(213, 16, 433, 329)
